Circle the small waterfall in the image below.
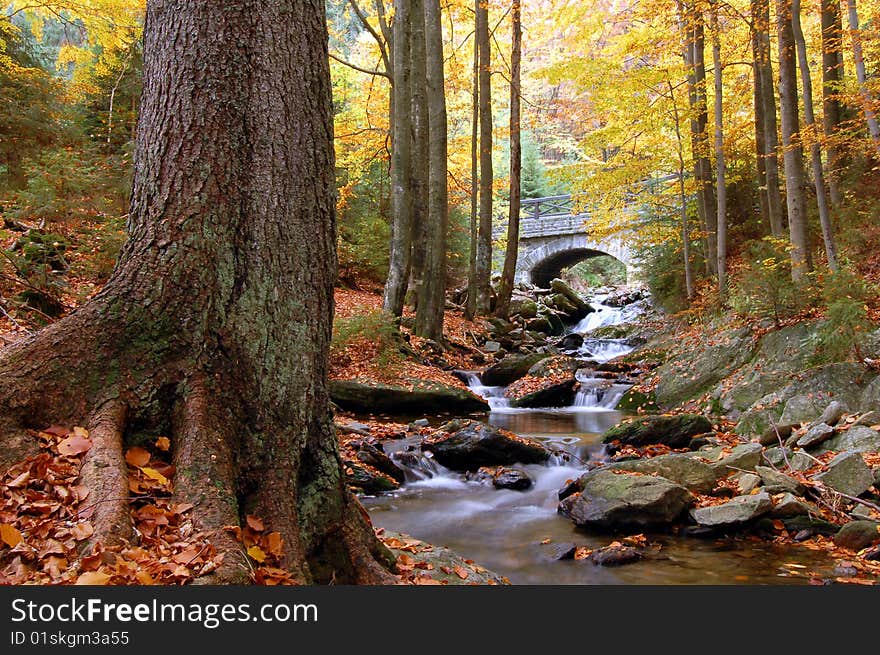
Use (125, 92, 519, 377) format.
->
(579, 338, 633, 364)
(463, 372, 512, 411)
(572, 370, 631, 409)
(572, 304, 626, 333)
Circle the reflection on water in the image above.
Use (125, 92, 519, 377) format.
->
(365, 411, 836, 585)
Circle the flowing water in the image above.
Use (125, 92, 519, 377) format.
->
(363, 294, 837, 584)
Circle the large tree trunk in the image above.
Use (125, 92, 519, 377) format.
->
(821, 0, 845, 206)
(475, 0, 494, 313)
(711, 0, 727, 295)
(668, 79, 694, 300)
(383, 0, 414, 317)
(408, 0, 430, 312)
(752, 13, 771, 233)
(496, 0, 522, 319)
(753, 0, 785, 237)
(845, 0, 880, 156)
(0, 0, 395, 585)
(777, 0, 812, 280)
(793, 0, 839, 270)
(413, 0, 448, 340)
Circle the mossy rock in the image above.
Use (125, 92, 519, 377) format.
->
(615, 387, 659, 413)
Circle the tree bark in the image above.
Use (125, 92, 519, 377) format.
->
(693, 7, 717, 275)
(475, 0, 494, 312)
(793, 0, 839, 270)
(821, 0, 845, 206)
(668, 79, 694, 300)
(408, 0, 430, 311)
(413, 0, 448, 340)
(465, 26, 479, 321)
(711, 0, 727, 295)
(0, 0, 395, 584)
(845, 0, 880, 156)
(753, 0, 785, 237)
(383, 0, 414, 317)
(777, 0, 812, 280)
(496, 0, 522, 319)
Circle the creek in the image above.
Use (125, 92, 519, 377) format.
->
(363, 295, 836, 584)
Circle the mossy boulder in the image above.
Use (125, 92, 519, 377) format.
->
(601, 413, 713, 448)
(329, 379, 489, 414)
(422, 421, 550, 471)
(480, 352, 550, 386)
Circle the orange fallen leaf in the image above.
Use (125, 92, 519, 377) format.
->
(138, 467, 169, 486)
(58, 434, 92, 456)
(1, 524, 24, 548)
(266, 532, 284, 556)
(155, 437, 171, 451)
(76, 571, 111, 585)
(246, 515, 265, 532)
(125, 447, 151, 467)
(71, 522, 94, 541)
(453, 565, 469, 580)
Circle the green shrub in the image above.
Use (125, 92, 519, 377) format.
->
(805, 266, 875, 364)
(636, 241, 692, 312)
(3, 229, 70, 317)
(729, 237, 815, 325)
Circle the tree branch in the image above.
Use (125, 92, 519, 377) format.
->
(347, 0, 390, 73)
(329, 52, 391, 79)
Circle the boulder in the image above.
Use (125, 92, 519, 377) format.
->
(508, 378, 577, 409)
(653, 327, 757, 408)
(833, 521, 880, 551)
(689, 492, 773, 527)
(483, 340, 502, 353)
(796, 423, 835, 449)
(345, 460, 399, 495)
(511, 298, 539, 319)
(780, 515, 838, 536)
(550, 278, 592, 319)
(755, 466, 806, 495)
(769, 493, 812, 518)
(589, 543, 641, 566)
(356, 443, 406, 483)
(557, 333, 585, 351)
(492, 468, 534, 491)
(756, 423, 796, 447)
(788, 450, 815, 472)
(329, 379, 489, 414)
(615, 387, 659, 413)
(601, 414, 713, 449)
(712, 443, 764, 474)
(607, 453, 718, 493)
(548, 542, 577, 561)
(815, 401, 846, 427)
(762, 446, 793, 468)
(814, 451, 875, 497)
(422, 421, 550, 471)
(734, 473, 762, 494)
(525, 316, 552, 334)
(527, 355, 583, 378)
(480, 352, 550, 386)
(558, 470, 692, 530)
(382, 531, 508, 585)
(854, 410, 880, 427)
(819, 426, 880, 454)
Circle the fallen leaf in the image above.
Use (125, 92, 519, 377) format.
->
(247, 546, 267, 563)
(75, 571, 111, 585)
(155, 437, 171, 451)
(136, 571, 155, 585)
(1, 524, 24, 548)
(125, 447, 151, 467)
(72, 427, 89, 438)
(453, 565, 469, 580)
(58, 435, 92, 456)
(173, 547, 203, 565)
(246, 515, 265, 532)
(138, 467, 169, 486)
(266, 532, 284, 556)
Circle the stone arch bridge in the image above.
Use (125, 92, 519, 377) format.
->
(493, 194, 637, 288)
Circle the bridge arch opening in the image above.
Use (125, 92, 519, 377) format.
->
(529, 248, 626, 288)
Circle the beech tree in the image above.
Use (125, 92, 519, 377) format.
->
(0, 0, 395, 584)
(474, 0, 494, 314)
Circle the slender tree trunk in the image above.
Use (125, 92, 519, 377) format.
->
(465, 31, 479, 320)
(0, 0, 395, 584)
(821, 0, 845, 206)
(408, 0, 430, 310)
(845, 0, 880, 155)
(754, 0, 786, 236)
(383, 0, 414, 316)
(778, 0, 812, 280)
(668, 79, 694, 300)
(752, 12, 771, 232)
(496, 0, 522, 319)
(413, 0, 448, 340)
(475, 0, 494, 312)
(793, 0, 839, 270)
(693, 7, 717, 275)
(711, 0, 727, 295)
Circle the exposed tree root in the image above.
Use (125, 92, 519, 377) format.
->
(78, 399, 132, 552)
